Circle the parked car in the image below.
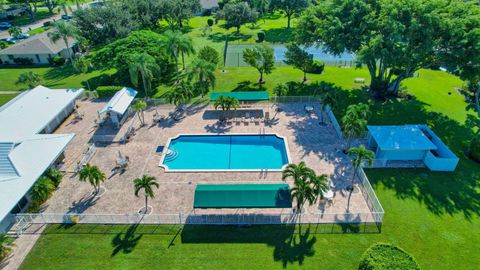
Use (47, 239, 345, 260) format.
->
(0, 22, 13, 29)
(43, 21, 52, 27)
(15, 33, 30, 39)
(61, 14, 73, 20)
(1, 37, 16, 44)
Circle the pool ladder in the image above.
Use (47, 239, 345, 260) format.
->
(259, 127, 266, 137)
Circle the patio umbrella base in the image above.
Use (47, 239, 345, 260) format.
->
(137, 205, 153, 215)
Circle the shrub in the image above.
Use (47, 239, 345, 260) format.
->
(30, 176, 55, 206)
(50, 56, 66, 66)
(273, 83, 288, 97)
(13, 57, 33, 65)
(469, 133, 480, 162)
(198, 46, 221, 66)
(0, 40, 7, 49)
(0, 234, 14, 261)
(207, 18, 214, 26)
(358, 243, 420, 270)
(95, 86, 123, 98)
(257, 31, 265, 42)
(45, 168, 63, 188)
(306, 60, 325, 74)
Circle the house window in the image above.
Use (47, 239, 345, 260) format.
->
(35, 54, 41, 62)
(8, 55, 14, 60)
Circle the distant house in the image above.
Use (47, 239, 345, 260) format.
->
(201, 0, 219, 10)
(0, 5, 27, 19)
(0, 85, 84, 232)
(0, 31, 76, 65)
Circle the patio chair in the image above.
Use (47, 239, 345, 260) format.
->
(74, 111, 84, 120)
(153, 112, 165, 123)
(264, 111, 270, 123)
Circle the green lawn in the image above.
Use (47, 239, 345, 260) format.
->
(11, 13, 480, 270)
(0, 94, 18, 106)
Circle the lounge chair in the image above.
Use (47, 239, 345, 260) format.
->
(153, 112, 165, 123)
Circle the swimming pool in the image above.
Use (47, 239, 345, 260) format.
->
(160, 134, 290, 171)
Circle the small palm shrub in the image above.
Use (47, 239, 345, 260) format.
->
(358, 243, 420, 270)
(50, 56, 66, 66)
(29, 176, 55, 209)
(469, 133, 480, 162)
(207, 18, 214, 26)
(45, 168, 63, 188)
(0, 233, 14, 261)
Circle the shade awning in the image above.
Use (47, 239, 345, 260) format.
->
(194, 184, 292, 208)
(368, 125, 437, 151)
(99, 87, 137, 115)
(210, 91, 269, 102)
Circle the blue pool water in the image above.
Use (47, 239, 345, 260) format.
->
(162, 135, 289, 171)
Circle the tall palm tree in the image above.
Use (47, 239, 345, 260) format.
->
(310, 174, 330, 201)
(341, 103, 370, 150)
(163, 31, 195, 79)
(282, 162, 317, 214)
(281, 161, 315, 184)
(187, 58, 216, 97)
(318, 90, 337, 125)
(48, 21, 78, 63)
(15, 71, 42, 89)
(128, 53, 160, 99)
(166, 80, 194, 106)
(133, 175, 159, 215)
(346, 145, 375, 212)
(79, 163, 106, 195)
(132, 100, 147, 125)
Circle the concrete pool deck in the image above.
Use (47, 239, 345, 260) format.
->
(40, 100, 375, 223)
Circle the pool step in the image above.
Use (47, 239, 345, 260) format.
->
(164, 149, 179, 162)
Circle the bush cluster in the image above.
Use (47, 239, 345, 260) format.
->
(207, 18, 214, 26)
(95, 86, 123, 98)
(13, 57, 33, 65)
(257, 31, 265, 42)
(306, 60, 325, 74)
(49, 56, 66, 66)
(28, 168, 63, 212)
(469, 133, 480, 162)
(358, 243, 420, 270)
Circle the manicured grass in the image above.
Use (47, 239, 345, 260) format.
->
(0, 65, 116, 91)
(11, 9, 57, 27)
(0, 94, 18, 106)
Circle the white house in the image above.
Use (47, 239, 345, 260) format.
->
(0, 85, 84, 232)
(0, 30, 76, 65)
(98, 87, 137, 128)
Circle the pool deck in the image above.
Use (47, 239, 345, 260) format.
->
(41, 100, 375, 224)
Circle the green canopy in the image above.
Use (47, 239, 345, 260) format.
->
(194, 184, 292, 208)
(210, 91, 269, 102)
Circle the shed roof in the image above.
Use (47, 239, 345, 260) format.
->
(99, 87, 137, 115)
(368, 125, 437, 151)
(194, 184, 292, 208)
(0, 85, 83, 140)
(210, 91, 269, 101)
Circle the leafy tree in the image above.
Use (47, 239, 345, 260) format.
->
(346, 145, 374, 212)
(271, 0, 308, 28)
(30, 176, 55, 204)
(119, 0, 165, 29)
(469, 132, 480, 162)
(8, 26, 21, 38)
(73, 4, 139, 46)
(284, 43, 313, 82)
(16, 72, 42, 89)
(79, 163, 106, 194)
(198, 46, 221, 67)
(133, 175, 159, 214)
(216, 1, 258, 33)
(187, 58, 216, 97)
(161, 0, 201, 30)
(73, 56, 93, 90)
(128, 53, 160, 98)
(48, 21, 78, 63)
(243, 45, 275, 83)
(341, 103, 369, 149)
(132, 100, 147, 125)
(296, 0, 480, 96)
(166, 80, 194, 106)
(318, 90, 337, 125)
(273, 83, 288, 96)
(0, 233, 14, 261)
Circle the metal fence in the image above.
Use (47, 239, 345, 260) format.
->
(224, 52, 356, 68)
(356, 168, 385, 223)
(326, 105, 343, 139)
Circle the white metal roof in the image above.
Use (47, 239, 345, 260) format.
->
(99, 87, 137, 115)
(0, 134, 74, 223)
(0, 85, 84, 140)
(368, 125, 437, 151)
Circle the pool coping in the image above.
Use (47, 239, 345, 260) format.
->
(158, 133, 292, 172)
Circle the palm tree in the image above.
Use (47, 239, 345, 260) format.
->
(30, 176, 55, 204)
(163, 31, 195, 79)
(72, 56, 92, 90)
(128, 53, 160, 99)
(346, 145, 375, 212)
(132, 100, 147, 125)
(8, 26, 21, 38)
(133, 175, 159, 215)
(281, 161, 315, 184)
(15, 71, 42, 89)
(310, 174, 330, 201)
(79, 163, 106, 195)
(187, 58, 216, 97)
(48, 21, 78, 63)
(282, 162, 317, 213)
(166, 80, 194, 106)
(213, 96, 239, 119)
(342, 103, 370, 150)
(318, 90, 337, 125)
(0, 233, 14, 261)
